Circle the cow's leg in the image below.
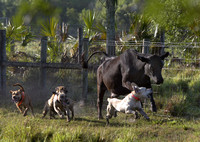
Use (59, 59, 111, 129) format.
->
(145, 83, 157, 112)
(150, 92, 157, 112)
(120, 67, 138, 91)
(97, 84, 107, 119)
(121, 74, 137, 91)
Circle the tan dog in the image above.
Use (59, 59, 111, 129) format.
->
(106, 86, 152, 124)
(42, 86, 74, 122)
(10, 83, 34, 117)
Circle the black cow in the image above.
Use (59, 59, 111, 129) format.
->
(96, 49, 169, 119)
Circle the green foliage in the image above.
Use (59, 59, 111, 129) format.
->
(81, 9, 96, 40)
(4, 20, 35, 57)
(65, 8, 79, 26)
(13, 0, 60, 27)
(0, 0, 21, 17)
(143, 0, 200, 42)
(41, 17, 64, 62)
(41, 17, 58, 38)
(156, 68, 200, 117)
(115, 0, 138, 31)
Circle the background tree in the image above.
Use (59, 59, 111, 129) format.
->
(105, 0, 118, 56)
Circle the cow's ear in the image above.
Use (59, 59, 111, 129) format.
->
(160, 52, 169, 60)
(137, 55, 150, 63)
(10, 90, 13, 94)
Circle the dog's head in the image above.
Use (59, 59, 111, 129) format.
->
(133, 86, 152, 100)
(54, 86, 68, 104)
(10, 89, 23, 103)
(10, 83, 25, 103)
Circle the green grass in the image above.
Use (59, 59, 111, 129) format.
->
(0, 106, 200, 142)
(3, 44, 200, 141)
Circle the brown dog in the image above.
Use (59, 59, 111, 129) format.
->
(42, 86, 74, 122)
(10, 83, 34, 117)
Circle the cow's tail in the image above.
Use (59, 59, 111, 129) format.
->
(82, 51, 108, 68)
(13, 83, 25, 92)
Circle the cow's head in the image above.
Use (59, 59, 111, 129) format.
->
(137, 52, 169, 84)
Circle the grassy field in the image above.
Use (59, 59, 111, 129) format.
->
(2, 43, 200, 141)
(1, 66, 200, 142)
(0, 104, 200, 142)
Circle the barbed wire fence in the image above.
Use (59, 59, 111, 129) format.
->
(1, 27, 200, 112)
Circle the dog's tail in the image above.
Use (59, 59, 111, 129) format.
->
(13, 83, 25, 92)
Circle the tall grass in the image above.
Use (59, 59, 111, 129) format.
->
(153, 66, 200, 117)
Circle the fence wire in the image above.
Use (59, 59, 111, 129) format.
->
(4, 40, 200, 112)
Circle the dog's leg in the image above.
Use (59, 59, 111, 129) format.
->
(54, 105, 64, 118)
(111, 93, 118, 98)
(138, 108, 150, 121)
(42, 102, 49, 118)
(49, 107, 56, 119)
(49, 110, 53, 119)
(106, 103, 113, 125)
(114, 110, 117, 117)
(65, 107, 70, 122)
(135, 111, 139, 119)
(16, 105, 23, 114)
(125, 109, 136, 115)
(23, 108, 29, 116)
(50, 108, 57, 119)
(106, 115, 110, 125)
(125, 108, 140, 119)
(70, 107, 74, 120)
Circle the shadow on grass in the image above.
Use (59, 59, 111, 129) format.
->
(74, 117, 132, 127)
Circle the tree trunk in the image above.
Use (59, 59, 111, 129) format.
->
(106, 0, 116, 56)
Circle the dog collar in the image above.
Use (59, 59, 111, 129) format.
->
(131, 91, 140, 101)
(18, 92, 25, 106)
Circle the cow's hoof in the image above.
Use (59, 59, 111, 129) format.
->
(151, 106, 157, 112)
(146, 117, 150, 121)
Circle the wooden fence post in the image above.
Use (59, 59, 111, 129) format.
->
(0, 30, 7, 95)
(160, 29, 165, 55)
(82, 38, 89, 102)
(142, 39, 150, 54)
(78, 28, 83, 64)
(40, 36, 47, 89)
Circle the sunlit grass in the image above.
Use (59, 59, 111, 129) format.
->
(0, 107, 200, 142)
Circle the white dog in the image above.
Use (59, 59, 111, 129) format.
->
(106, 86, 152, 124)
